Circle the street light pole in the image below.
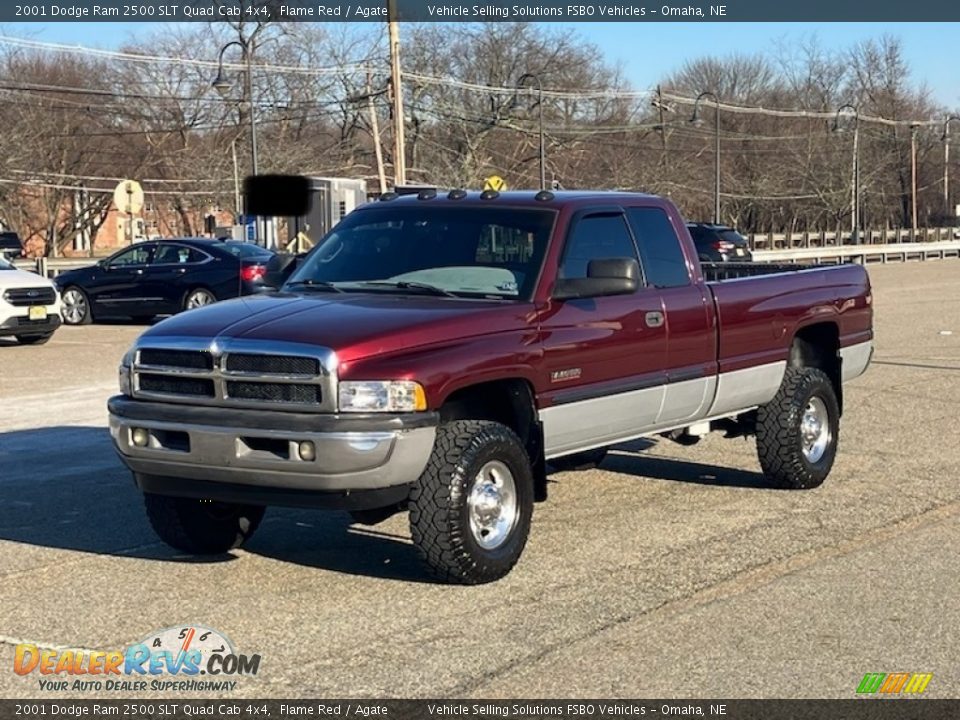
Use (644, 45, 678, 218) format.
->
(833, 104, 861, 244)
(517, 73, 545, 190)
(691, 91, 721, 223)
(942, 116, 960, 218)
(213, 38, 264, 243)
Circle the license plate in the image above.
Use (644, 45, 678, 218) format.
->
(735, 248, 745, 256)
(28, 306, 47, 321)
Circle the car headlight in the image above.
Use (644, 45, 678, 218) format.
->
(119, 349, 134, 396)
(338, 380, 427, 413)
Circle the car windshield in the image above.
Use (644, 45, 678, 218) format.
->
(221, 242, 274, 259)
(286, 206, 555, 300)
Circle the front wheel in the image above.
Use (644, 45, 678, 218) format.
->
(756, 367, 840, 489)
(183, 288, 217, 311)
(143, 491, 265, 554)
(409, 420, 534, 584)
(61, 286, 91, 325)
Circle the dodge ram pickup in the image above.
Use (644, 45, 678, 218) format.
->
(108, 188, 873, 584)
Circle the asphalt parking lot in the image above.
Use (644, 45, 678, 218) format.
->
(1, 260, 958, 699)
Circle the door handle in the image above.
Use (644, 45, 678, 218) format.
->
(645, 311, 665, 328)
(133, 269, 144, 275)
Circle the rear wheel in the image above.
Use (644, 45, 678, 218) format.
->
(61, 286, 91, 325)
(409, 420, 533, 584)
(756, 367, 839, 489)
(183, 288, 216, 311)
(15, 333, 53, 345)
(143, 492, 265, 554)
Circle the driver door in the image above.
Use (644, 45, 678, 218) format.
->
(538, 209, 668, 457)
(90, 243, 155, 312)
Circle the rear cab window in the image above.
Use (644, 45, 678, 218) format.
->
(627, 208, 691, 288)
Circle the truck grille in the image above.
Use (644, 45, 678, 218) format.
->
(4, 287, 56, 306)
(132, 341, 336, 412)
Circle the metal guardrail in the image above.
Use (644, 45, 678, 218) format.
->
(10, 240, 960, 278)
(753, 240, 960, 264)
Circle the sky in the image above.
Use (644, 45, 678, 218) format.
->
(3, 21, 959, 107)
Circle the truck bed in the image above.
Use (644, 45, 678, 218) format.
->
(701, 261, 815, 283)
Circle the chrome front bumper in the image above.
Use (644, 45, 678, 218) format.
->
(108, 396, 437, 493)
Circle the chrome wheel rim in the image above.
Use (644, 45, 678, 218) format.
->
(62, 288, 86, 324)
(801, 396, 831, 463)
(186, 290, 215, 309)
(467, 460, 518, 550)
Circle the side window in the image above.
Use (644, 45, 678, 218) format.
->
(108, 245, 152, 266)
(627, 208, 690, 288)
(153, 245, 206, 265)
(560, 213, 638, 280)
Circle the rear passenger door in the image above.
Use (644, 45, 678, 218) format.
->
(145, 243, 213, 313)
(538, 209, 668, 458)
(626, 207, 717, 427)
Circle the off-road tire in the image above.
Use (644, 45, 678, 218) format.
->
(548, 447, 609, 472)
(143, 492, 265, 554)
(756, 367, 839, 489)
(409, 420, 534, 584)
(16, 333, 53, 345)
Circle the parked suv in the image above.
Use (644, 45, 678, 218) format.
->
(0, 231, 24, 259)
(687, 223, 753, 262)
(0, 255, 62, 344)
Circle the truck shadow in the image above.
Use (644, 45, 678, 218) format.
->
(0, 425, 771, 585)
(0, 425, 438, 583)
(602, 440, 773, 489)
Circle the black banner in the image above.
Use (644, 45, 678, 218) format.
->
(3, 700, 959, 720)
(6, 0, 960, 22)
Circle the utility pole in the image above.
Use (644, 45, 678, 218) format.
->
(911, 123, 919, 236)
(367, 71, 387, 194)
(942, 117, 960, 219)
(387, 2, 407, 187)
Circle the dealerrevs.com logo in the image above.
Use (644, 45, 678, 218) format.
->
(13, 625, 260, 693)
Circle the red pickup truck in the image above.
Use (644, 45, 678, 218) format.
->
(108, 189, 873, 583)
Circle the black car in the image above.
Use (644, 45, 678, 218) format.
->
(686, 223, 753, 262)
(54, 239, 276, 325)
(0, 231, 23, 259)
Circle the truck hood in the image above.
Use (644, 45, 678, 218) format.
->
(139, 291, 533, 364)
(0, 267, 57, 291)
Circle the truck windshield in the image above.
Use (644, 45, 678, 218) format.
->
(286, 206, 555, 300)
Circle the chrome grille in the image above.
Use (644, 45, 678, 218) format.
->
(4, 287, 56, 306)
(131, 339, 337, 412)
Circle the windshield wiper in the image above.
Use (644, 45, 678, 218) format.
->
(285, 279, 345, 293)
(360, 281, 459, 298)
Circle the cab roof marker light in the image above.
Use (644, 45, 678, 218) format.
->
(535, 190, 555, 202)
(379, 192, 399, 202)
(417, 188, 437, 200)
(447, 189, 467, 200)
(480, 190, 499, 200)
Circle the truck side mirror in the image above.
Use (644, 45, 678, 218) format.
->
(244, 175, 313, 218)
(552, 257, 640, 300)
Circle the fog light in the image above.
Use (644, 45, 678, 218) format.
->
(131, 427, 149, 447)
(298, 440, 316, 461)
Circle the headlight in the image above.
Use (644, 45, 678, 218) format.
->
(338, 380, 427, 413)
(119, 349, 134, 396)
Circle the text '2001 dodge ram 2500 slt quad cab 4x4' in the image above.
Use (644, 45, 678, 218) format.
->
(109, 188, 873, 584)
